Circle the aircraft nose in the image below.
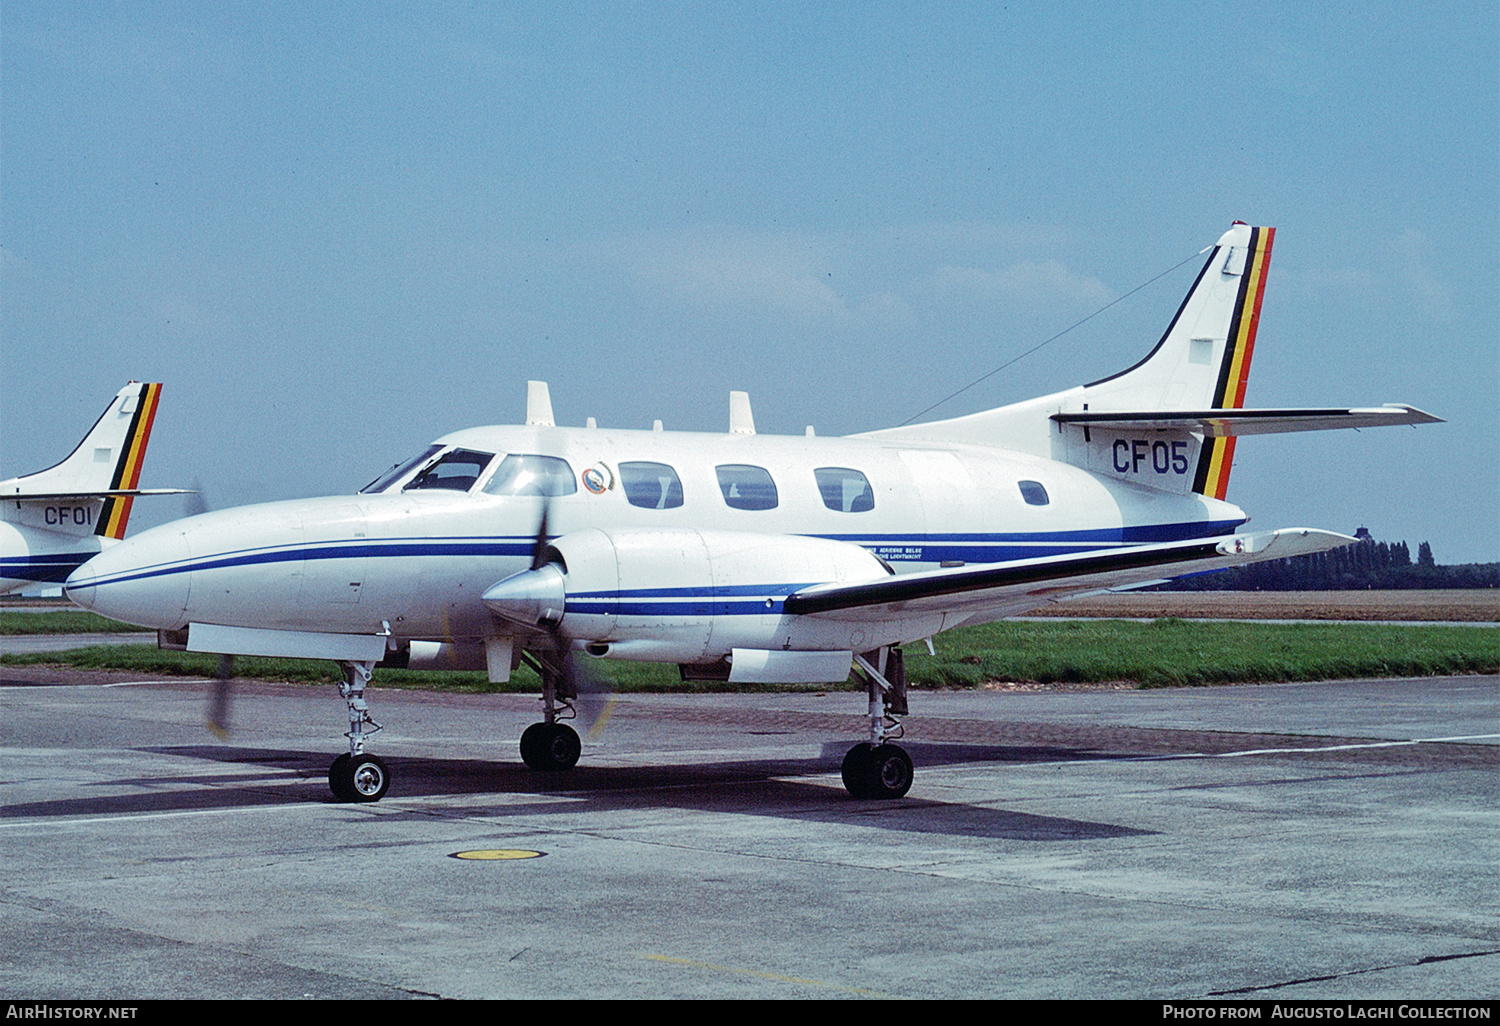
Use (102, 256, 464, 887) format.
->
(65, 526, 191, 629)
(63, 562, 96, 607)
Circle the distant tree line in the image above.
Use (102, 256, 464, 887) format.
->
(1156, 533, 1499, 591)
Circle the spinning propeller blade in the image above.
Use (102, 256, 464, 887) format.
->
(207, 653, 235, 739)
(528, 498, 617, 738)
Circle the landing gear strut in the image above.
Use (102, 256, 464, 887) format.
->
(518, 649, 581, 771)
(843, 647, 913, 799)
(328, 659, 390, 802)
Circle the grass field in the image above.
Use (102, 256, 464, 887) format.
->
(0, 609, 150, 635)
(4, 615, 1494, 691)
(1033, 589, 1498, 623)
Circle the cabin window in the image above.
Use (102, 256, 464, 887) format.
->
(619, 461, 684, 509)
(1018, 480, 1050, 506)
(361, 444, 443, 493)
(403, 448, 496, 493)
(715, 464, 778, 511)
(482, 454, 578, 497)
(815, 467, 874, 513)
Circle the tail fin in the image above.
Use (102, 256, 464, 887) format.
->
(860, 223, 1276, 498)
(1, 382, 164, 539)
(1081, 223, 1274, 497)
(861, 222, 1437, 498)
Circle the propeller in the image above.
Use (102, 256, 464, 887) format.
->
(188, 485, 235, 739)
(207, 652, 235, 739)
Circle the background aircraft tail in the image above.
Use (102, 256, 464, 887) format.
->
(1, 382, 164, 539)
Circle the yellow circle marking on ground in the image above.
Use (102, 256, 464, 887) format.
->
(451, 849, 546, 861)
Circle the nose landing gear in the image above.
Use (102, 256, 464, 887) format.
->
(328, 659, 389, 803)
(329, 751, 390, 802)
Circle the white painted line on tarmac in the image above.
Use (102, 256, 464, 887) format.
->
(1202, 733, 1500, 757)
(0, 801, 337, 830)
(101, 679, 214, 688)
(0, 679, 214, 689)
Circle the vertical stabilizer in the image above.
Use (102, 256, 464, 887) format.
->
(860, 223, 1276, 501)
(0, 382, 164, 539)
(1082, 222, 1275, 498)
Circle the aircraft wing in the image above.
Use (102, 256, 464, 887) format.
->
(784, 528, 1352, 620)
(1051, 405, 1441, 437)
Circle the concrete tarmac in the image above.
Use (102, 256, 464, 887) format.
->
(0, 667, 1494, 1000)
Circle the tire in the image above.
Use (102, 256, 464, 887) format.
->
(520, 723, 581, 771)
(330, 752, 390, 802)
(328, 754, 353, 801)
(841, 743, 874, 799)
(866, 744, 913, 799)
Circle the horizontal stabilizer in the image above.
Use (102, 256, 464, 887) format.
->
(1053, 404, 1442, 437)
(8, 488, 192, 500)
(784, 528, 1353, 620)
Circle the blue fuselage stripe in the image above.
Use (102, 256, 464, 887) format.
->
(1, 552, 96, 583)
(80, 520, 1243, 592)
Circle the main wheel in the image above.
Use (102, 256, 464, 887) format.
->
(520, 722, 581, 771)
(842, 742, 913, 799)
(329, 752, 390, 802)
(841, 743, 873, 798)
(866, 743, 913, 799)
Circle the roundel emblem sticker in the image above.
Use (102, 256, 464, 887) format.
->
(582, 464, 613, 494)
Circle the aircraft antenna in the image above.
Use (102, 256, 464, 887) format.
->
(895, 247, 1205, 426)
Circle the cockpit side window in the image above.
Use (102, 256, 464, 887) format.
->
(403, 448, 496, 492)
(1018, 480, 1050, 506)
(715, 464, 778, 511)
(482, 454, 578, 497)
(619, 461, 684, 509)
(360, 444, 443, 494)
(814, 467, 875, 512)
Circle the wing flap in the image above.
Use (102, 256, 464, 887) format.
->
(784, 529, 1353, 619)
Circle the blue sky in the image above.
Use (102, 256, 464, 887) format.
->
(3, 2, 1496, 562)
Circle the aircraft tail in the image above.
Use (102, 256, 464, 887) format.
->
(1, 382, 164, 539)
(1077, 222, 1273, 497)
(860, 223, 1438, 500)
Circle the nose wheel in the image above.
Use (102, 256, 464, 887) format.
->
(329, 752, 391, 802)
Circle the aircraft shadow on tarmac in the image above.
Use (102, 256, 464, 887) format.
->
(1, 742, 1154, 840)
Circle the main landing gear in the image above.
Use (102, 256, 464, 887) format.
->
(327, 659, 390, 803)
(517, 649, 581, 771)
(842, 647, 913, 799)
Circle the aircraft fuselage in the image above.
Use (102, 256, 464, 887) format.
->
(68, 423, 1245, 654)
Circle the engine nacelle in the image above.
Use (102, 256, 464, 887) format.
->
(483, 528, 929, 666)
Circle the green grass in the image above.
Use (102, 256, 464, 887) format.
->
(0, 610, 149, 635)
(4, 618, 1495, 691)
(916, 618, 1498, 688)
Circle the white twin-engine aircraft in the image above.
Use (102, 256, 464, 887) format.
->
(1, 382, 176, 594)
(64, 224, 1439, 803)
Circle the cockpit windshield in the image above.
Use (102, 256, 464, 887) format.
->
(359, 445, 443, 494)
(404, 448, 497, 492)
(481, 454, 578, 497)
